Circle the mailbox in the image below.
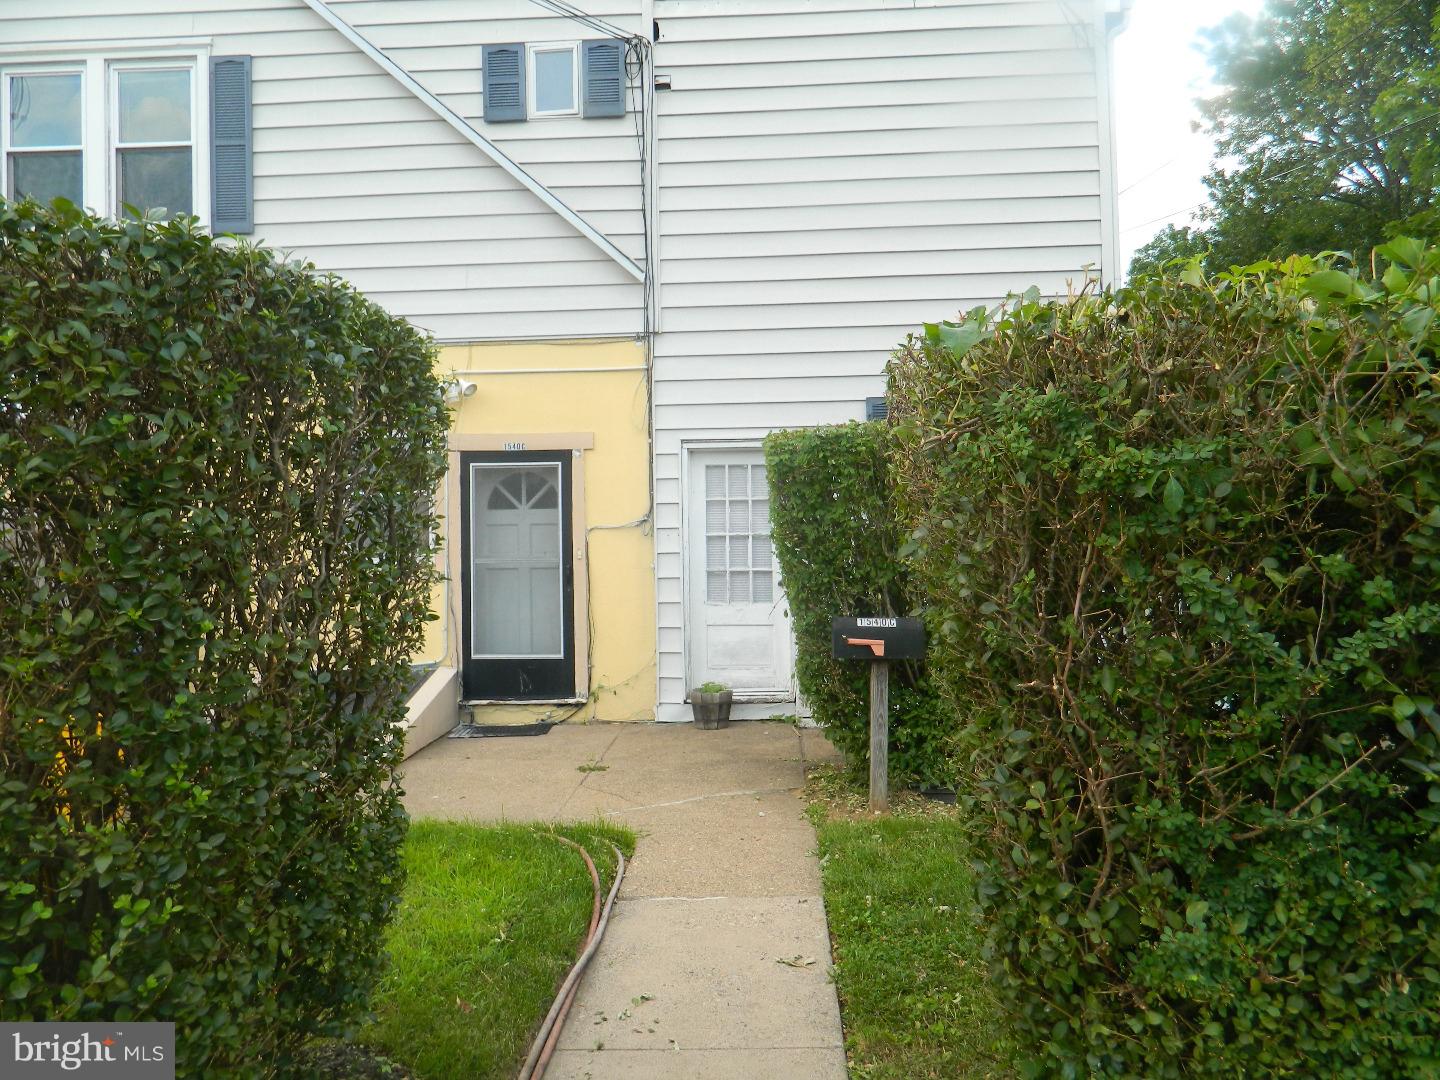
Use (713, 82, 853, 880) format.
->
(831, 616, 925, 661)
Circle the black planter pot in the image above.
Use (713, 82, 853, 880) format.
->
(690, 690, 733, 729)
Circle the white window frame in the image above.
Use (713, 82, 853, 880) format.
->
(2, 64, 86, 207)
(0, 47, 208, 226)
(526, 41, 579, 119)
(468, 460, 568, 661)
(108, 59, 202, 222)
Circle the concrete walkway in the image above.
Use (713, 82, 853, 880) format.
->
(400, 720, 848, 1079)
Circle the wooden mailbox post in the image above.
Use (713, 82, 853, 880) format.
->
(831, 616, 926, 812)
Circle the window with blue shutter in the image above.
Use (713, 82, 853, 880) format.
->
(582, 40, 625, 118)
(209, 55, 252, 234)
(864, 397, 889, 421)
(483, 44, 526, 122)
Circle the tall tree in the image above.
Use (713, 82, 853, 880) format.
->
(1131, 1, 1440, 277)
(1127, 224, 1209, 279)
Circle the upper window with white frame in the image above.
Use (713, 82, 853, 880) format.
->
(527, 42, 578, 118)
(5, 69, 84, 206)
(112, 63, 197, 217)
(3, 54, 204, 223)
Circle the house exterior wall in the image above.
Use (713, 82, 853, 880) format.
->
(648, 0, 1119, 719)
(422, 339, 657, 722)
(3, 1, 657, 720)
(0, 0, 648, 341)
(4, 0, 1125, 725)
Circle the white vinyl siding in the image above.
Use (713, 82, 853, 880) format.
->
(649, 0, 1116, 716)
(5, 0, 1123, 720)
(0, 0, 646, 342)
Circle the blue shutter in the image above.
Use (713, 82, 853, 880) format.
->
(210, 55, 253, 234)
(582, 40, 625, 118)
(864, 397, 889, 421)
(483, 44, 526, 122)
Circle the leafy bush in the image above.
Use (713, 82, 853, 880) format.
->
(765, 423, 948, 782)
(889, 246, 1440, 1077)
(0, 201, 448, 1076)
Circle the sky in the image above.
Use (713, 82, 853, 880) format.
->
(1113, 0, 1266, 274)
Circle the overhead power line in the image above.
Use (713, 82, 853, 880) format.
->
(1120, 107, 1440, 235)
(527, 0, 632, 40)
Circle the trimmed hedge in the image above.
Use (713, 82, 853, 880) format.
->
(765, 422, 948, 782)
(889, 247, 1440, 1077)
(0, 201, 448, 1075)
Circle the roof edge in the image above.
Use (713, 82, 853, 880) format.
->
(296, 0, 645, 282)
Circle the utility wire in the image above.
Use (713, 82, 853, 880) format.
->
(1286, 0, 1420, 84)
(1124, 0, 1429, 234)
(519, 0, 654, 334)
(527, 0, 631, 40)
(1118, 156, 1179, 197)
(527, 0, 612, 37)
(518, 0, 659, 548)
(1121, 107, 1440, 235)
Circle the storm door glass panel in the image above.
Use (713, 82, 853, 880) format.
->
(6, 72, 83, 206)
(470, 464, 564, 657)
(115, 67, 193, 217)
(703, 461, 774, 604)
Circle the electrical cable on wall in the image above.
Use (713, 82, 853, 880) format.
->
(523, 0, 654, 343)
(517, 0, 660, 728)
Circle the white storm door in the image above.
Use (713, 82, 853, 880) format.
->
(460, 453, 576, 702)
(685, 448, 793, 696)
(471, 463, 563, 657)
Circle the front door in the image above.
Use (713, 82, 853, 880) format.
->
(459, 451, 576, 700)
(685, 447, 793, 696)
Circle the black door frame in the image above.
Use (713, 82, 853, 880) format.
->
(459, 450, 577, 701)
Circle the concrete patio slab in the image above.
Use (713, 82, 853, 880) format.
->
(554, 896, 842, 1053)
(589, 722, 805, 804)
(401, 725, 621, 820)
(546, 1047, 849, 1080)
(399, 719, 848, 1078)
(615, 791, 820, 899)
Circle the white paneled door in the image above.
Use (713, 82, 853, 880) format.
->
(685, 447, 793, 696)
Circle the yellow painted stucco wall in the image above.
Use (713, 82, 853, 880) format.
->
(417, 338, 656, 722)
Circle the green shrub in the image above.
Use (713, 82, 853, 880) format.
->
(0, 201, 448, 1076)
(765, 422, 948, 782)
(889, 246, 1440, 1077)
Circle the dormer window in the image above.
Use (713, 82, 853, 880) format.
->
(482, 41, 625, 122)
(527, 42, 579, 118)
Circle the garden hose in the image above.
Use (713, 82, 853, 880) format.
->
(551, 834, 603, 954)
(516, 835, 627, 1080)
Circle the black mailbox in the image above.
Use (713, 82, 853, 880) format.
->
(831, 616, 925, 660)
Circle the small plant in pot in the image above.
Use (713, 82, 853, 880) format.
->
(690, 681, 733, 729)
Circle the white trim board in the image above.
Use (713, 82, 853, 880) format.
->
(295, 0, 644, 282)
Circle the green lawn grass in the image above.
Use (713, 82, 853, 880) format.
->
(358, 820, 634, 1080)
(810, 783, 1016, 1079)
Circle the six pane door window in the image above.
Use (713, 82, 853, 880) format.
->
(6, 72, 83, 206)
(705, 463, 774, 605)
